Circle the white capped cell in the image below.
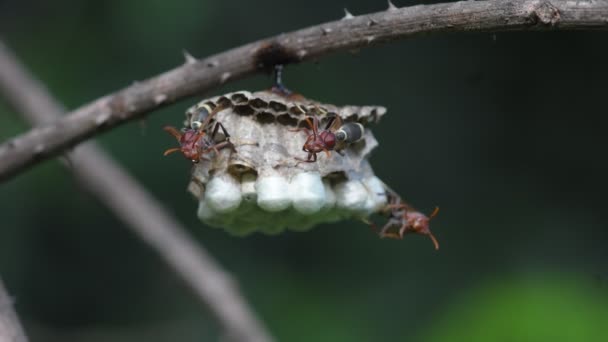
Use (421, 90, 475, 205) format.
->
(362, 176, 388, 213)
(290, 172, 326, 214)
(240, 173, 257, 202)
(256, 175, 291, 212)
(334, 179, 369, 212)
(197, 200, 215, 221)
(322, 179, 336, 209)
(204, 174, 242, 213)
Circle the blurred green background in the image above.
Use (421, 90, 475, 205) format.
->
(1, 0, 607, 341)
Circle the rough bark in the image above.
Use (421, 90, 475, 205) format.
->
(0, 0, 606, 182)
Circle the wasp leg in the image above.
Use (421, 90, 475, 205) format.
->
(398, 223, 411, 238)
(309, 152, 317, 162)
(294, 152, 317, 167)
(366, 221, 389, 237)
(309, 117, 320, 138)
(295, 153, 316, 163)
(379, 219, 402, 239)
(202, 140, 235, 156)
(289, 127, 311, 137)
(216, 140, 236, 153)
(211, 122, 232, 141)
(385, 203, 407, 210)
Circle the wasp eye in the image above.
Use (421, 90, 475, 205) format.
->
(191, 121, 202, 130)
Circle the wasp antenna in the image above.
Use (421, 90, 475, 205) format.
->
(323, 114, 336, 130)
(430, 206, 440, 219)
(199, 104, 224, 129)
(429, 233, 440, 250)
(163, 147, 181, 156)
(163, 126, 182, 140)
(304, 117, 315, 130)
(329, 114, 344, 131)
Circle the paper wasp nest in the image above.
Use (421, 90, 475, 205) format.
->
(183, 90, 389, 236)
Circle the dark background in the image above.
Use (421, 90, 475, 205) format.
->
(1, 0, 607, 341)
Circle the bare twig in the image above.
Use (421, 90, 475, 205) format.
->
(0, 278, 28, 342)
(0, 0, 606, 182)
(0, 41, 272, 342)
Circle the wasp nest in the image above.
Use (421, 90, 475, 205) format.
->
(177, 90, 389, 235)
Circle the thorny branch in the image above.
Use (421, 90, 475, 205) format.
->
(0, 278, 28, 342)
(0, 0, 607, 181)
(0, 41, 273, 342)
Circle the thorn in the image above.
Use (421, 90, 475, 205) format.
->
(154, 94, 168, 104)
(182, 49, 197, 64)
(321, 27, 332, 35)
(387, 0, 398, 11)
(367, 18, 378, 27)
(220, 72, 231, 84)
(366, 36, 375, 44)
(342, 8, 355, 20)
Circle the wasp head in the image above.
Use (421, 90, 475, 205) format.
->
(163, 126, 206, 163)
(404, 207, 440, 250)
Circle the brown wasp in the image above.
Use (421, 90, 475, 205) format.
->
(291, 109, 365, 164)
(163, 104, 235, 163)
(368, 189, 440, 250)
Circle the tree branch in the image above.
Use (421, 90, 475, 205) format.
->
(0, 0, 607, 181)
(0, 278, 28, 342)
(0, 41, 272, 342)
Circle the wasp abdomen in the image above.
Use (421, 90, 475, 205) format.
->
(335, 122, 364, 144)
(191, 103, 215, 129)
